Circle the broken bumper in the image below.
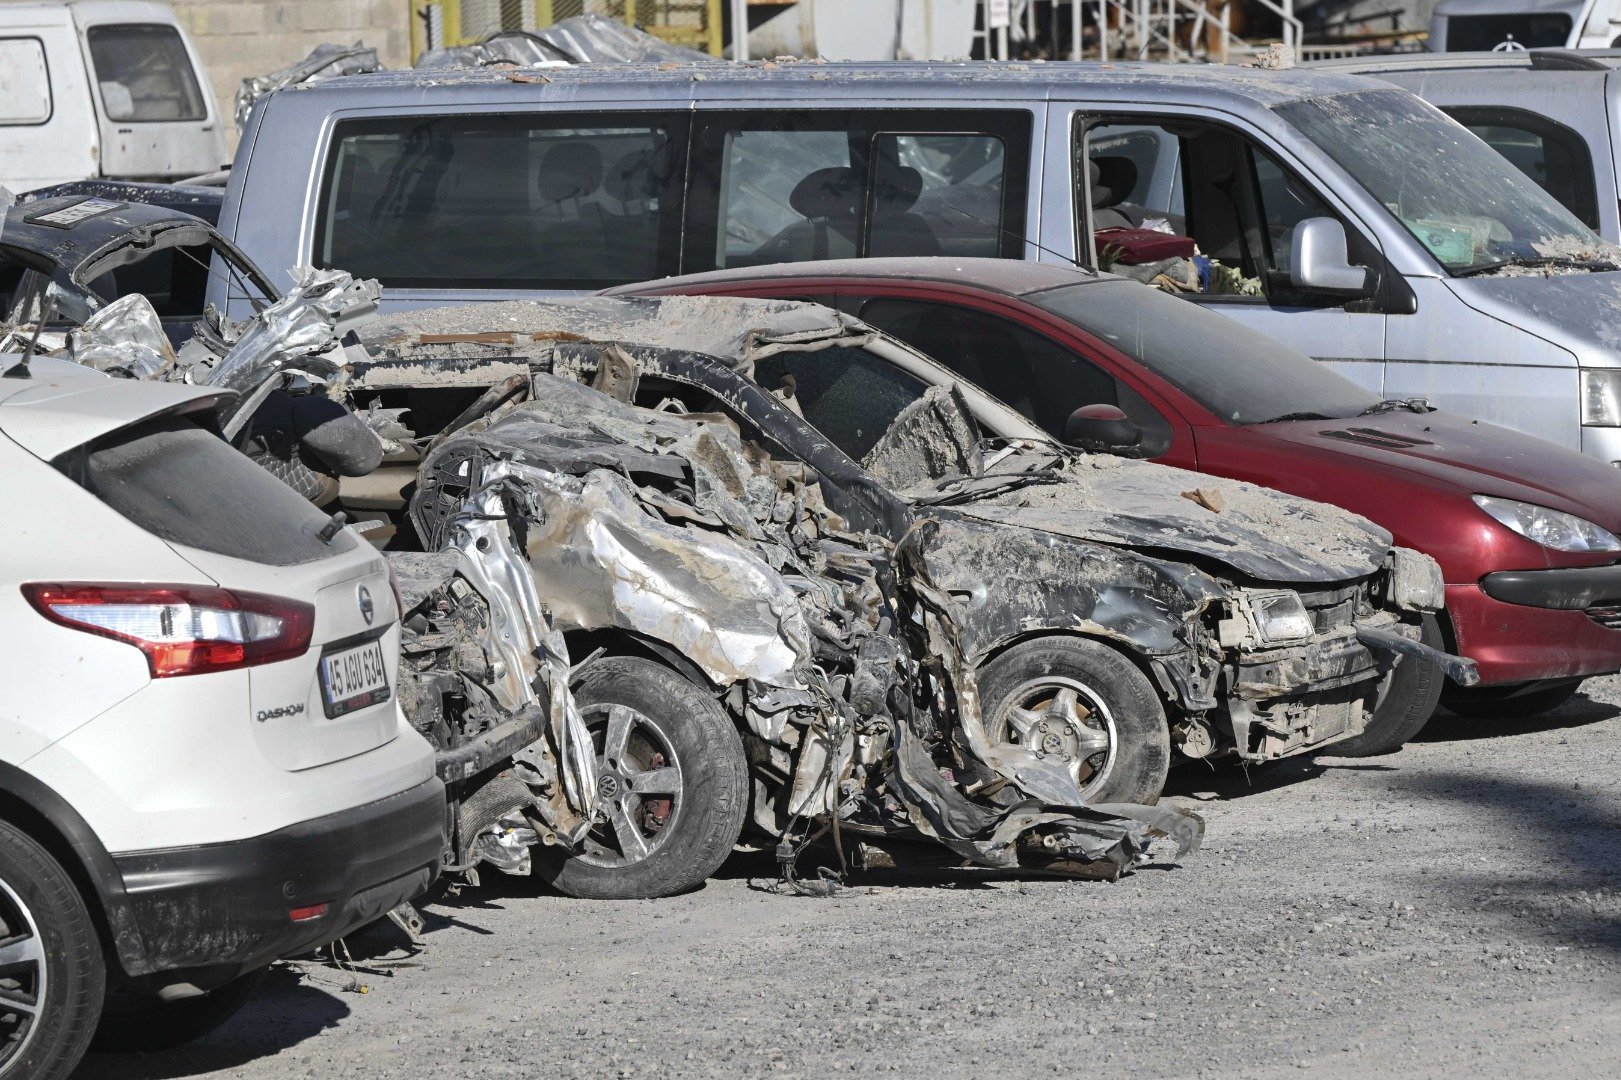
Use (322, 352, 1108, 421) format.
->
(1226, 621, 1396, 759)
(111, 776, 445, 978)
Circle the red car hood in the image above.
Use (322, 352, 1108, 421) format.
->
(1252, 410, 1621, 531)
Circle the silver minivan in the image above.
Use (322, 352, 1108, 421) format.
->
(217, 60, 1621, 462)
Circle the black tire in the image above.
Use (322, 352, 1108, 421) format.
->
(1444, 679, 1583, 720)
(0, 819, 105, 1080)
(978, 636, 1171, 805)
(538, 657, 748, 899)
(1326, 614, 1446, 757)
(92, 967, 266, 1053)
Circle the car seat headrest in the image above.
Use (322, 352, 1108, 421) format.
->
(789, 166, 859, 220)
(873, 165, 924, 213)
(1090, 156, 1139, 209)
(604, 148, 657, 204)
(536, 141, 605, 202)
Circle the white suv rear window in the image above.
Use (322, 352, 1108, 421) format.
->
(59, 415, 355, 567)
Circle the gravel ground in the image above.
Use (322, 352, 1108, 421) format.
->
(76, 678, 1621, 1080)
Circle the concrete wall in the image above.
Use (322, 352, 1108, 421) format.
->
(168, 0, 411, 140)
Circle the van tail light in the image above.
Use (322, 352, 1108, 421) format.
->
(21, 583, 315, 678)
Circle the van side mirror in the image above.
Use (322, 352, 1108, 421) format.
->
(1065, 404, 1141, 455)
(1290, 217, 1370, 295)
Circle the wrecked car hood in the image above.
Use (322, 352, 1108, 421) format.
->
(936, 455, 1392, 584)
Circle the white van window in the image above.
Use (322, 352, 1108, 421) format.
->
(688, 110, 1031, 272)
(0, 38, 51, 125)
(85, 24, 207, 122)
(1444, 107, 1600, 230)
(716, 129, 854, 264)
(315, 114, 688, 289)
(1278, 89, 1612, 276)
(1080, 119, 1355, 301)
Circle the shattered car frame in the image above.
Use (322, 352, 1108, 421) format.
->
(330, 295, 1465, 892)
(0, 194, 278, 341)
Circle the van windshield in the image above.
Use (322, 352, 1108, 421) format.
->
(1028, 281, 1380, 425)
(1275, 89, 1616, 276)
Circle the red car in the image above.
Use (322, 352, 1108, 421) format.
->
(611, 256, 1621, 742)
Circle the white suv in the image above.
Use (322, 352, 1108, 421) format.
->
(0, 356, 444, 1079)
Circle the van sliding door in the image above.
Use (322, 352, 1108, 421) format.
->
(683, 109, 1033, 273)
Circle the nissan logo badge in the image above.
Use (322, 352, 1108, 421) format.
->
(358, 584, 375, 625)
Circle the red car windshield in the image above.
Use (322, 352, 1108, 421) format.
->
(1026, 281, 1379, 425)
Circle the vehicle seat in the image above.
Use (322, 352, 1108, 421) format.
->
(426, 133, 541, 275)
(601, 147, 661, 279)
(869, 165, 942, 257)
(535, 141, 607, 279)
(1091, 156, 1142, 230)
(750, 166, 860, 263)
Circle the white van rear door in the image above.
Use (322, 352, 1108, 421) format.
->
(73, 10, 225, 179)
(0, 16, 97, 190)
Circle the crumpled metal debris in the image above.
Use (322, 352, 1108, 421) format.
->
(235, 42, 382, 130)
(414, 364, 1202, 880)
(415, 15, 713, 70)
(66, 293, 176, 378)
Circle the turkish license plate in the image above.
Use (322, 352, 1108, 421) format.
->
(318, 638, 391, 718)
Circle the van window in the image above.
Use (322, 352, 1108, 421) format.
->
(315, 113, 688, 289)
(688, 110, 1030, 272)
(1443, 14, 1571, 51)
(85, 24, 206, 122)
(1444, 107, 1599, 229)
(1079, 118, 1358, 302)
(0, 39, 51, 125)
(1277, 89, 1605, 275)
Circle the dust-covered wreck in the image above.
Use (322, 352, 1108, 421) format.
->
(332, 293, 1469, 897)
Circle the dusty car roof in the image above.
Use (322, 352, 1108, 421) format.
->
(1, 195, 220, 281)
(361, 294, 862, 364)
(607, 257, 1111, 300)
(292, 59, 1386, 109)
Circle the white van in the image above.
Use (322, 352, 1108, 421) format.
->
(0, 1, 225, 191)
(1429, 0, 1621, 50)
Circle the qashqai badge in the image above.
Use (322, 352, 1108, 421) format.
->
(358, 584, 375, 625)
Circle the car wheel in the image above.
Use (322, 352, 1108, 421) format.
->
(92, 968, 266, 1052)
(1444, 679, 1583, 720)
(0, 820, 104, 1080)
(537, 657, 748, 899)
(1326, 614, 1445, 757)
(978, 636, 1171, 805)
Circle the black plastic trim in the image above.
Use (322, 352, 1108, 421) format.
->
(0, 762, 150, 973)
(1481, 565, 1621, 610)
(111, 777, 445, 974)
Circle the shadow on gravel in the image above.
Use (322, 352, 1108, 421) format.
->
(1162, 755, 1329, 802)
(1416, 693, 1619, 743)
(1385, 769, 1621, 953)
(71, 966, 351, 1080)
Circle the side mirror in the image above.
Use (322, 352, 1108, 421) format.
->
(1065, 403, 1141, 455)
(1290, 217, 1371, 295)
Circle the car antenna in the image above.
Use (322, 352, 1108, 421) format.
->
(4, 286, 52, 381)
(944, 205, 1097, 275)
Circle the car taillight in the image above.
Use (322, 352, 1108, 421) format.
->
(21, 583, 314, 678)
